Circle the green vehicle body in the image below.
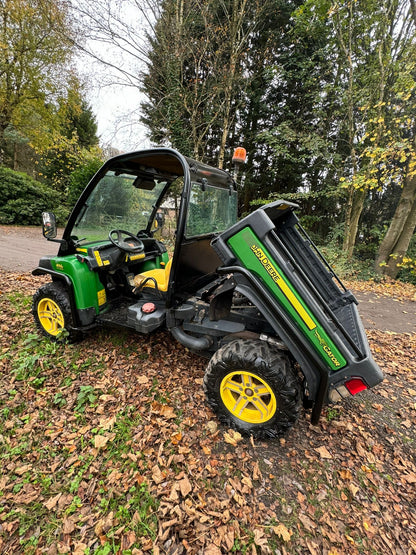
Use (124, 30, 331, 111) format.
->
(33, 147, 383, 433)
(227, 227, 346, 371)
(47, 249, 170, 315)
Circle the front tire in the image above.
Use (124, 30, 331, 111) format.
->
(32, 282, 80, 342)
(203, 339, 302, 438)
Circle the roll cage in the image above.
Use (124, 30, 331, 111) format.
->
(59, 148, 237, 308)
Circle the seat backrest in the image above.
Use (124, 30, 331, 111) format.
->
(135, 258, 172, 292)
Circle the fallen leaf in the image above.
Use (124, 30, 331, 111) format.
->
(297, 491, 306, 503)
(339, 469, 352, 480)
(299, 513, 316, 531)
(349, 483, 359, 497)
(253, 528, 270, 551)
(241, 476, 253, 489)
(252, 461, 262, 480)
(179, 475, 192, 497)
(224, 429, 243, 446)
(62, 516, 76, 534)
(273, 523, 292, 542)
(152, 465, 164, 484)
(44, 492, 62, 510)
(14, 464, 32, 476)
(315, 445, 332, 459)
(73, 542, 88, 555)
(171, 431, 182, 444)
(94, 434, 110, 448)
(206, 420, 218, 434)
(99, 415, 117, 430)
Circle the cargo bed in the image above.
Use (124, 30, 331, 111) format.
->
(212, 200, 383, 422)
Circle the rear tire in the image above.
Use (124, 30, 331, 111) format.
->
(32, 282, 80, 342)
(204, 339, 301, 438)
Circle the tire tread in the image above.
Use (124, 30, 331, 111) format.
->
(204, 339, 302, 438)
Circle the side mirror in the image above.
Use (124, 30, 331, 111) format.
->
(42, 212, 57, 239)
(154, 211, 164, 230)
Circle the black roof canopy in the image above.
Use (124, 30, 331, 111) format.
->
(104, 148, 234, 189)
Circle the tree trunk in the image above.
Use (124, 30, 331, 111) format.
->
(410, 0, 416, 27)
(337, 1, 364, 259)
(375, 169, 416, 276)
(383, 199, 416, 278)
(217, 0, 249, 169)
(343, 186, 366, 258)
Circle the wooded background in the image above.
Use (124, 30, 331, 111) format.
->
(1, 0, 415, 282)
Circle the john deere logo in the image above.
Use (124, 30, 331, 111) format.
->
(250, 244, 281, 284)
(250, 243, 317, 331)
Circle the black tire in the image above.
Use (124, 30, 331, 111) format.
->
(32, 282, 80, 342)
(203, 339, 302, 438)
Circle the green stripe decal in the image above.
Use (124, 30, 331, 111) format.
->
(227, 227, 346, 370)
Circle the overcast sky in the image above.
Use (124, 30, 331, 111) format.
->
(90, 82, 151, 153)
(73, 1, 155, 154)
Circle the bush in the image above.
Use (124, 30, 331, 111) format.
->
(0, 167, 69, 225)
(319, 244, 376, 281)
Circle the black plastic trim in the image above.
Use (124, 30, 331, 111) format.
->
(31, 266, 80, 328)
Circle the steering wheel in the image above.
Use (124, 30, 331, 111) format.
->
(108, 229, 145, 253)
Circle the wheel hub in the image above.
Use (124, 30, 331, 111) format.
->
(37, 297, 64, 336)
(220, 371, 277, 424)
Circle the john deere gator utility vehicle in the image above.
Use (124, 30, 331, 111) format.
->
(32, 147, 383, 437)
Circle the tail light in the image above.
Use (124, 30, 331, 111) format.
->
(345, 378, 367, 395)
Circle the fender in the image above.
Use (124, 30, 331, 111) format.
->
(217, 265, 329, 423)
(33, 257, 81, 328)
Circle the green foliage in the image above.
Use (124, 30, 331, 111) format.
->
(0, 0, 75, 166)
(75, 385, 99, 413)
(2, 332, 58, 383)
(396, 234, 416, 285)
(141, 0, 271, 163)
(0, 166, 69, 225)
(67, 153, 104, 205)
(140, 0, 415, 276)
(319, 242, 376, 281)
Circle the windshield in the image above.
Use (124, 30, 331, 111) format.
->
(72, 171, 167, 244)
(185, 182, 238, 237)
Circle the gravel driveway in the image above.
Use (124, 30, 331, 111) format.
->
(0, 225, 60, 272)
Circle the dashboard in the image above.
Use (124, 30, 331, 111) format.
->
(74, 238, 165, 272)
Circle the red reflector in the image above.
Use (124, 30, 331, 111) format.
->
(345, 378, 367, 395)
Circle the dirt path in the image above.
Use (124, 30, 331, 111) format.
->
(1, 225, 415, 333)
(0, 225, 60, 272)
(353, 289, 416, 334)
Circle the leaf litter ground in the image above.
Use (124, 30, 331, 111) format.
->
(0, 270, 415, 554)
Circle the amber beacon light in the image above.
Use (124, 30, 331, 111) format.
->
(232, 147, 247, 165)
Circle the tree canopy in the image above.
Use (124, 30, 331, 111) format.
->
(0, 0, 75, 163)
(139, 0, 416, 279)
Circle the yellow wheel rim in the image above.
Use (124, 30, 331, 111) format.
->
(220, 371, 277, 424)
(37, 297, 65, 336)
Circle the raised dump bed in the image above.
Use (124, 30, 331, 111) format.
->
(212, 200, 383, 423)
